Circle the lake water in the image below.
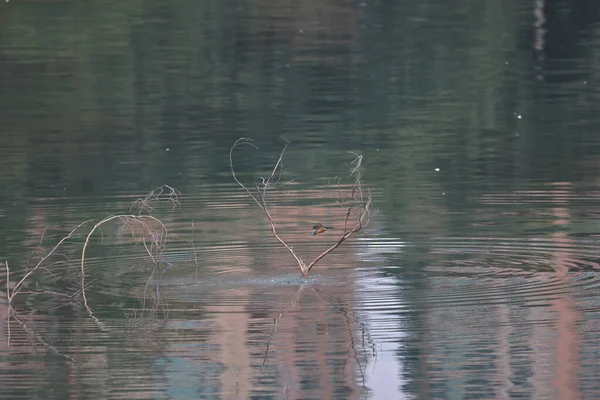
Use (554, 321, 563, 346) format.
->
(2, 0, 600, 399)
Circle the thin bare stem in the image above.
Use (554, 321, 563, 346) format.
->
(76, 186, 179, 329)
(130, 184, 182, 215)
(230, 138, 263, 210)
(5, 261, 9, 346)
(231, 139, 372, 277)
(230, 138, 306, 271)
(302, 153, 372, 276)
(4, 186, 179, 338)
(5, 261, 9, 304)
(9, 220, 92, 303)
(80, 214, 166, 324)
(304, 196, 372, 276)
(24, 227, 47, 272)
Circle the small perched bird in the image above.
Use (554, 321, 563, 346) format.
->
(312, 223, 333, 236)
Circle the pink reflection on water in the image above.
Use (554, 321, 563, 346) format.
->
(550, 183, 580, 400)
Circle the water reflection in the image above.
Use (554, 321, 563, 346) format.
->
(3, 184, 600, 398)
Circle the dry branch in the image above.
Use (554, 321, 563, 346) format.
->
(7, 220, 92, 304)
(230, 138, 372, 277)
(2, 185, 183, 358)
(79, 185, 180, 326)
(79, 213, 167, 324)
(4, 185, 180, 334)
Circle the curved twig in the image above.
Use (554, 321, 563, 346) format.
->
(80, 214, 167, 325)
(8, 220, 92, 303)
(231, 138, 372, 277)
(230, 138, 306, 271)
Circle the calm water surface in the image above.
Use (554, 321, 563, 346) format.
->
(2, 0, 600, 399)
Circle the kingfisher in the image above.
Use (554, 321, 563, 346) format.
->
(312, 223, 333, 236)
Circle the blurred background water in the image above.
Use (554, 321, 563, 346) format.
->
(2, 0, 600, 399)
